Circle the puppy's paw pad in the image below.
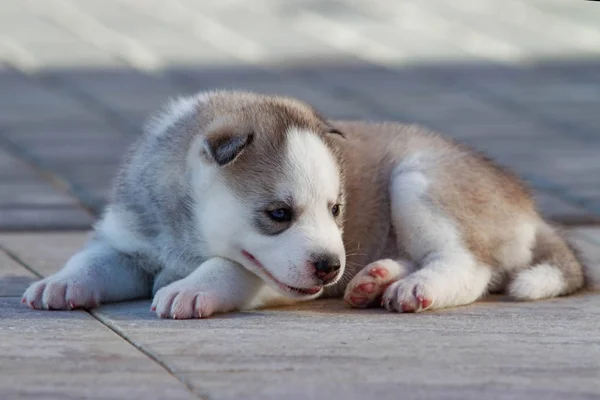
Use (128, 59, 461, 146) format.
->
(344, 259, 408, 308)
(383, 279, 434, 313)
(152, 286, 219, 319)
(357, 282, 376, 294)
(368, 266, 389, 279)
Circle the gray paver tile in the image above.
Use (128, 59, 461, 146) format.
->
(0, 147, 97, 230)
(0, 73, 100, 125)
(94, 293, 600, 400)
(567, 228, 600, 290)
(2, 227, 599, 400)
(0, 0, 600, 227)
(0, 147, 44, 181)
(0, 250, 36, 296)
(89, 229, 600, 400)
(533, 192, 595, 222)
(572, 227, 600, 246)
(0, 299, 195, 400)
(45, 69, 181, 115)
(0, 207, 94, 231)
(0, 183, 79, 207)
(0, 232, 88, 277)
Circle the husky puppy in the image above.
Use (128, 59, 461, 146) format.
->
(22, 91, 587, 318)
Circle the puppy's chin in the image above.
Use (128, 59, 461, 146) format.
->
(240, 250, 324, 299)
(257, 271, 325, 299)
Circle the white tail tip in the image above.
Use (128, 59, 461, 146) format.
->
(508, 263, 566, 301)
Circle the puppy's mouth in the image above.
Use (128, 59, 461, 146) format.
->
(241, 250, 322, 297)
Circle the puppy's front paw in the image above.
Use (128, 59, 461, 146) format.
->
(382, 274, 434, 313)
(22, 276, 101, 310)
(344, 259, 411, 308)
(152, 283, 220, 319)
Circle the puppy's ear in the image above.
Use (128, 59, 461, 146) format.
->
(202, 129, 254, 166)
(327, 127, 345, 138)
(325, 124, 345, 139)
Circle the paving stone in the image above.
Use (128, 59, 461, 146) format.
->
(0, 232, 88, 277)
(0, 299, 195, 400)
(0, 72, 100, 125)
(0, 146, 44, 181)
(45, 69, 182, 115)
(568, 228, 600, 289)
(532, 192, 595, 222)
(94, 292, 600, 400)
(0, 182, 80, 207)
(0, 146, 97, 230)
(572, 227, 600, 247)
(0, 250, 36, 296)
(54, 163, 120, 190)
(0, 207, 95, 231)
(3, 123, 127, 143)
(2, 229, 599, 399)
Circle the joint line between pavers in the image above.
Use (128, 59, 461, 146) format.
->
(37, 73, 142, 136)
(0, 133, 101, 218)
(0, 244, 43, 279)
(0, 247, 204, 398)
(2, 62, 140, 137)
(437, 75, 600, 143)
(90, 310, 209, 400)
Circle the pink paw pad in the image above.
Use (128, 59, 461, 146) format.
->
(349, 295, 369, 306)
(368, 266, 389, 279)
(417, 296, 432, 309)
(401, 302, 416, 313)
(356, 282, 376, 294)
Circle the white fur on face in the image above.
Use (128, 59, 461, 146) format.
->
(259, 128, 346, 287)
(197, 128, 345, 296)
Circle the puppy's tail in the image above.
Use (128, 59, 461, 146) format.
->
(508, 222, 590, 300)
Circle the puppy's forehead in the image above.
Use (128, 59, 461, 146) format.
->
(279, 127, 341, 205)
(214, 97, 341, 203)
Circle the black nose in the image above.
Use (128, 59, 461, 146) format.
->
(313, 254, 341, 284)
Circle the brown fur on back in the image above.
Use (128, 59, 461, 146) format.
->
(322, 121, 579, 296)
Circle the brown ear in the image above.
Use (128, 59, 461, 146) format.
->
(327, 127, 345, 138)
(202, 129, 254, 166)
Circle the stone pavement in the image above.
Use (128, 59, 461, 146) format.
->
(1, 229, 600, 399)
(1, 0, 600, 398)
(0, 0, 599, 229)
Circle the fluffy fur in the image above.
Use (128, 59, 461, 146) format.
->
(23, 90, 589, 318)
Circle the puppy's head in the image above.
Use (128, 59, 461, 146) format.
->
(181, 91, 346, 299)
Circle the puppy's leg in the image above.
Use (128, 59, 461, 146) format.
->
(22, 239, 152, 310)
(152, 257, 289, 319)
(344, 259, 414, 308)
(382, 162, 492, 313)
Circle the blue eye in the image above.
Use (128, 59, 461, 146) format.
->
(331, 204, 341, 217)
(267, 208, 292, 222)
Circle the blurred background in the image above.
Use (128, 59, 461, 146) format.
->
(1, 0, 599, 230)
